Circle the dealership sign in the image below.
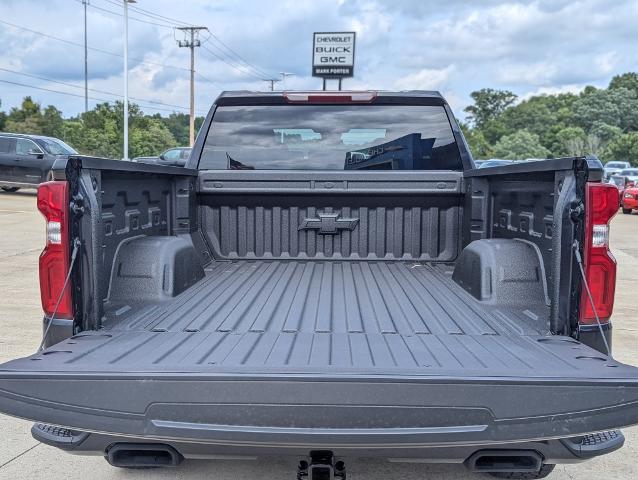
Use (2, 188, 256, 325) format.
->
(312, 32, 356, 78)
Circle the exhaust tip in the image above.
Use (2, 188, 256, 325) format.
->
(465, 449, 543, 473)
(106, 443, 183, 468)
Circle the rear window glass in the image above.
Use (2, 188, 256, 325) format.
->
(0, 137, 15, 154)
(199, 104, 462, 170)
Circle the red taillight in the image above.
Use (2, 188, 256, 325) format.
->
(283, 91, 377, 103)
(38, 181, 73, 319)
(579, 183, 618, 325)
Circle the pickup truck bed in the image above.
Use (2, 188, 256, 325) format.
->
(16, 260, 557, 375)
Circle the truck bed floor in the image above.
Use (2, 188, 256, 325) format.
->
(18, 260, 607, 378)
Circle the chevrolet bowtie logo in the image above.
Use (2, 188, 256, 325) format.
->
(299, 213, 359, 235)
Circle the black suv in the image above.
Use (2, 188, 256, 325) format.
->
(0, 133, 78, 192)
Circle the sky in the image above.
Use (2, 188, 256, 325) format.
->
(0, 0, 637, 119)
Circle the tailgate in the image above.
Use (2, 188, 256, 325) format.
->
(2, 337, 638, 447)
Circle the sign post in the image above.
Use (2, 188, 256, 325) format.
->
(312, 32, 356, 90)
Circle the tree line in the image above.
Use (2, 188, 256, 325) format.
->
(462, 72, 638, 164)
(0, 97, 204, 159)
(2, 72, 638, 164)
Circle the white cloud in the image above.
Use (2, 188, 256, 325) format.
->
(497, 61, 558, 86)
(594, 51, 620, 76)
(0, 0, 637, 118)
(394, 65, 455, 91)
(519, 84, 588, 100)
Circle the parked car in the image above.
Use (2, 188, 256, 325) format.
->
(618, 168, 638, 184)
(603, 161, 631, 181)
(609, 173, 630, 191)
(609, 169, 638, 199)
(0, 133, 77, 192)
(478, 158, 514, 168)
(133, 147, 191, 167)
(0, 91, 636, 479)
(621, 184, 638, 214)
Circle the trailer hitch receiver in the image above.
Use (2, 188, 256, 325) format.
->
(297, 451, 346, 480)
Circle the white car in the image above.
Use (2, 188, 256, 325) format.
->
(604, 161, 631, 181)
(619, 168, 638, 185)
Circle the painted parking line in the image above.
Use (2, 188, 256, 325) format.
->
(0, 210, 34, 214)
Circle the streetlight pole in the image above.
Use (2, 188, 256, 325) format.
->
(122, 0, 136, 161)
(83, 0, 88, 113)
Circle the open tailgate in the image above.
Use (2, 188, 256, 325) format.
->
(2, 333, 638, 447)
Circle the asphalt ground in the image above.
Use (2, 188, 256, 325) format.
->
(0, 188, 637, 479)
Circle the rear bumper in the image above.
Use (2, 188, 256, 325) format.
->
(3, 370, 638, 450)
(31, 423, 625, 464)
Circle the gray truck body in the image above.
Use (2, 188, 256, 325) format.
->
(0, 92, 636, 475)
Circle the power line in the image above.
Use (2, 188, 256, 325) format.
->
(200, 42, 264, 81)
(0, 13, 268, 93)
(101, 0, 193, 27)
(200, 35, 267, 80)
(195, 71, 221, 88)
(80, 1, 176, 29)
(0, 18, 191, 73)
(0, 67, 206, 113)
(0, 77, 206, 114)
(0, 78, 113, 103)
(92, 1, 275, 81)
(205, 32, 272, 79)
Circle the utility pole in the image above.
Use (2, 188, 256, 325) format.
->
(83, 0, 88, 113)
(122, 0, 136, 161)
(262, 78, 280, 91)
(176, 26, 207, 146)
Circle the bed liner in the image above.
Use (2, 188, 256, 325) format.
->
(8, 260, 614, 378)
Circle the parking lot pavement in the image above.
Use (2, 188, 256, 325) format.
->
(0, 189, 637, 479)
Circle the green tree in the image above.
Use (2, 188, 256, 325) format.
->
(556, 127, 587, 156)
(129, 118, 177, 158)
(609, 72, 638, 95)
(7, 96, 40, 123)
(42, 105, 64, 138)
(572, 87, 638, 131)
(153, 112, 204, 146)
(460, 123, 493, 159)
(605, 132, 638, 165)
(492, 130, 550, 160)
(5, 96, 45, 134)
(0, 100, 6, 131)
(590, 121, 622, 143)
(464, 88, 517, 129)
(498, 93, 578, 155)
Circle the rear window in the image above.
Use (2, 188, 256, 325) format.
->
(606, 162, 629, 169)
(0, 137, 15, 154)
(621, 169, 638, 176)
(611, 176, 625, 187)
(199, 104, 462, 170)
